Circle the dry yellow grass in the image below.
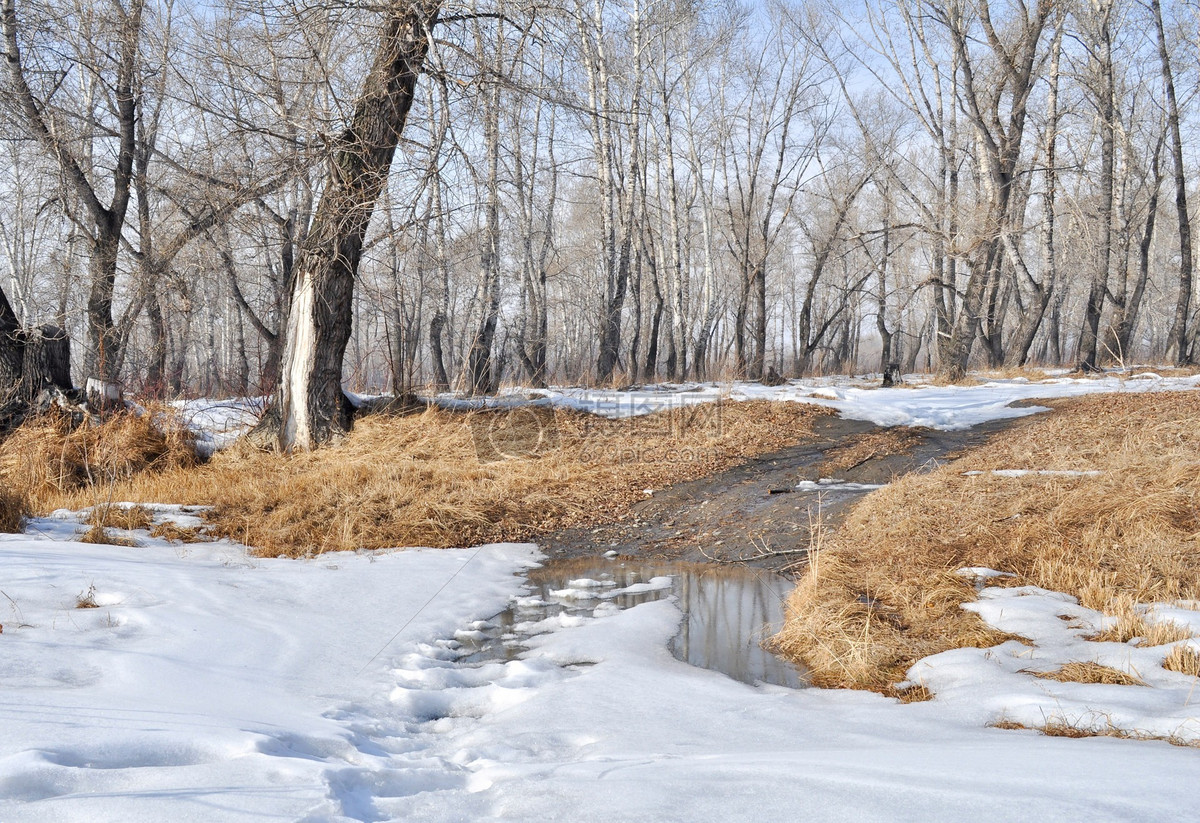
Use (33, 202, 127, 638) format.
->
(3, 400, 826, 558)
(0, 410, 198, 511)
(78, 523, 138, 546)
(87, 503, 154, 532)
(1163, 644, 1200, 677)
(0, 488, 28, 533)
(1084, 599, 1197, 645)
(148, 522, 208, 543)
(1030, 662, 1145, 686)
(773, 391, 1200, 692)
(990, 716, 1200, 748)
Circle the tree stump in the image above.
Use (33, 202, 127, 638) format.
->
(882, 363, 903, 387)
(761, 365, 788, 387)
(86, 378, 124, 413)
(20, 325, 72, 399)
(1, 323, 76, 434)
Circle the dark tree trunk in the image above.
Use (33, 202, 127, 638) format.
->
(1, 286, 74, 431)
(1078, 6, 1115, 372)
(596, 231, 633, 384)
(0, 285, 23, 399)
(275, 1, 440, 450)
(429, 311, 450, 392)
(1153, 0, 1195, 364)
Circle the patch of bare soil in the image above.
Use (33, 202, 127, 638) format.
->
(536, 414, 1012, 572)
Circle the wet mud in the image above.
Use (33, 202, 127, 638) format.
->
(537, 412, 1016, 574)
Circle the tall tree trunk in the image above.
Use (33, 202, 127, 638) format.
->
(277, 1, 439, 450)
(466, 50, 503, 397)
(1078, 1, 1115, 372)
(3, 0, 142, 384)
(1153, 0, 1194, 364)
(1108, 136, 1163, 361)
(1005, 18, 1063, 368)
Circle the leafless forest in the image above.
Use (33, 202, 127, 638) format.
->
(2, 0, 1197, 409)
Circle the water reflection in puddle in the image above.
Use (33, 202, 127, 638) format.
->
(460, 559, 808, 689)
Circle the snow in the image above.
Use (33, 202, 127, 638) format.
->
(171, 398, 265, 455)
(0, 521, 539, 822)
(796, 478, 888, 492)
(4, 372, 1200, 820)
(520, 370, 1200, 430)
(906, 583, 1200, 745)
(3, 521, 1198, 821)
(962, 469, 1103, 478)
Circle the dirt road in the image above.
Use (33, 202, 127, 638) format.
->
(537, 413, 1014, 573)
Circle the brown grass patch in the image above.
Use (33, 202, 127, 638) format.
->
(890, 683, 934, 703)
(988, 719, 1029, 732)
(1163, 645, 1200, 677)
(78, 524, 138, 546)
(1030, 661, 1145, 686)
(0, 410, 199, 511)
(0, 487, 28, 533)
(971, 367, 1054, 383)
(773, 391, 1200, 692)
(818, 427, 927, 475)
(87, 504, 153, 532)
(13, 400, 826, 558)
(1084, 601, 1197, 646)
(149, 522, 207, 543)
(991, 717, 1200, 748)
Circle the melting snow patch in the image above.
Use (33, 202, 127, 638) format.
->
(795, 479, 887, 492)
(955, 567, 1017, 582)
(905, 585, 1200, 745)
(962, 469, 1103, 478)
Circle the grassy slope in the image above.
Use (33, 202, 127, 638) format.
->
(772, 391, 1200, 692)
(1, 400, 828, 557)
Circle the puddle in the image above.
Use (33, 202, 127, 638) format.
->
(459, 559, 808, 689)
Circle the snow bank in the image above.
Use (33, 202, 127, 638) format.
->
(531, 371, 1200, 430)
(4, 519, 1197, 821)
(0, 520, 537, 822)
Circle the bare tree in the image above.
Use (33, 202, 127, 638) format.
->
(276, 1, 440, 450)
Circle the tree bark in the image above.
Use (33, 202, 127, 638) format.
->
(1153, 0, 1194, 364)
(0, 284, 22, 398)
(276, 1, 440, 450)
(1077, 0, 1116, 372)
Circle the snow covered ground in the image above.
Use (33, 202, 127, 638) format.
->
(3, 372, 1199, 821)
(431, 368, 1200, 431)
(538, 369, 1200, 429)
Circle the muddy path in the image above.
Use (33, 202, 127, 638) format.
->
(537, 413, 1016, 574)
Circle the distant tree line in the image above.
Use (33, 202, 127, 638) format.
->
(1, 0, 1197, 442)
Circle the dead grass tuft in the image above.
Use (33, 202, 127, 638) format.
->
(0, 410, 199, 511)
(988, 719, 1029, 732)
(148, 522, 207, 543)
(75, 584, 98, 608)
(990, 716, 1200, 747)
(774, 392, 1200, 692)
(78, 524, 137, 546)
(1030, 661, 1145, 686)
(1085, 603, 1197, 646)
(19, 400, 826, 558)
(1163, 645, 1200, 677)
(0, 487, 29, 533)
(890, 683, 934, 703)
(87, 504, 153, 532)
